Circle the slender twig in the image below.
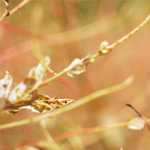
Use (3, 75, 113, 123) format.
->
(0, 76, 133, 130)
(41, 69, 67, 87)
(108, 14, 150, 49)
(39, 14, 150, 88)
(56, 118, 150, 141)
(126, 104, 143, 118)
(56, 122, 128, 141)
(40, 121, 62, 150)
(31, 14, 149, 92)
(0, 0, 32, 21)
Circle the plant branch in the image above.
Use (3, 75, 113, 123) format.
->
(56, 122, 128, 141)
(38, 14, 150, 88)
(40, 121, 62, 150)
(108, 14, 150, 49)
(0, 76, 133, 130)
(56, 118, 150, 141)
(0, 0, 32, 21)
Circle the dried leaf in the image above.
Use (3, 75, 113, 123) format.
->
(31, 94, 74, 113)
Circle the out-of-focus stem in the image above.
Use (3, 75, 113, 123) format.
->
(0, 76, 133, 130)
(40, 121, 62, 150)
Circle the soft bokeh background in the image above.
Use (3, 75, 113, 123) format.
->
(0, 0, 150, 149)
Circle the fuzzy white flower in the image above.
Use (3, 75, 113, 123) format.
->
(128, 117, 145, 130)
(28, 56, 50, 82)
(8, 82, 27, 104)
(0, 71, 13, 98)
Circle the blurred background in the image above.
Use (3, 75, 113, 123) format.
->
(0, 0, 150, 149)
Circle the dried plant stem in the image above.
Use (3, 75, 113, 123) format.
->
(108, 14, 150, 49)
(56, 122, 128, 141)
(40, 121, 62, 150)
(0, 76, 133, 130)
(0, 0, 32, 21)
(0, 10, 8, 21)
(38, 14, 150, 88)
(57, 118, 150, 141)
(21, 69, 67, 99)
(41, 69, 67, 87)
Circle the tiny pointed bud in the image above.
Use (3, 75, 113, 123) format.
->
(99, 41, 110, 54)
(128, 117, 145, 130)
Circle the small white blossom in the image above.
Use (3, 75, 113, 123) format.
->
(66, 58, 86, 77)
(8, 82, 27, 104)
(0, 71, 13, 98)
(128, 117, 145, 130)
(28, 56, 50, 82)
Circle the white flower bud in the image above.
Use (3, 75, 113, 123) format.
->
(66, 58, 86, 77)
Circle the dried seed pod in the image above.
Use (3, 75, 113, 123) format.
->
(66, 58, 86, 77)
(8, 57, 50, 104)
(28, 56, 50, 83)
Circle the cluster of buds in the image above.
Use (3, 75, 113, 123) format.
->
(0, 52, 101, 113)
(0, 57, 73, 113)
(65, 41, 111, 78)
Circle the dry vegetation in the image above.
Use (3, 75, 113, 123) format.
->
(0, 0, 150, 150)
